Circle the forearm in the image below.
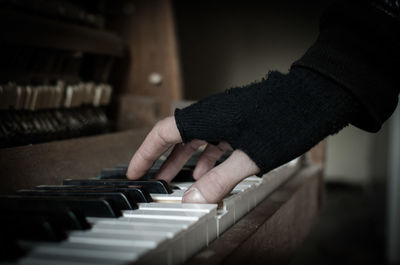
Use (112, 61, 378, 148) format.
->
(175, 67, 360, 174)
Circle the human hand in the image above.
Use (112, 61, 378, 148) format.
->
(126, 116, 260, 203)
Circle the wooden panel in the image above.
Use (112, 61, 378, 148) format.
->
(115, 95, 160, 130)
(0, 128, 150, 194)
(109, 0, 182, 117)
(0, 8, 123, 56)
(187, 165, 323, 265)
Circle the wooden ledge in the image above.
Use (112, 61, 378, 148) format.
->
(0, 128, 150, 193)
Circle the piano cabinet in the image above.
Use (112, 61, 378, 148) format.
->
(0, 128, 324, 265)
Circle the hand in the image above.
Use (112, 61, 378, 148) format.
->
(126, 116, 260, 203)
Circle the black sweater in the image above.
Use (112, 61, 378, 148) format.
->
(175, 0, 400, 174)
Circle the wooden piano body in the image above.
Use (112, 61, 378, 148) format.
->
(0, 0, 324, 264)
(0, 130, 324, 265)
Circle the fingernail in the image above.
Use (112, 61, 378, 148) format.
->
(183, 188, 207, 203)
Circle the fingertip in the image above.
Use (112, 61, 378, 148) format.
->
(182, 187, 207, 203)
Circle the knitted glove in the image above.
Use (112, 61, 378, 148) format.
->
(175, 67, 360, 174)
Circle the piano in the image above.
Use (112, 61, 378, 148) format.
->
(0, 1, 324, 264)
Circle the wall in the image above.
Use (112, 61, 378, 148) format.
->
(174, 0, 330, 99)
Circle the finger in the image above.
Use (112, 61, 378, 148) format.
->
(182, 149, 260, 203)
(155, 139, 206, 182)
(193, 141, 232, 180)
(126, 116, 182, 180)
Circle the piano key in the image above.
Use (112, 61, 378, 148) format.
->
(123, 209, 206, 221)
(63, 179, 173, 194)
(89, 221, 185, 265)
(137, 202, 216, 213)
(87, 215, 195, 262)
(171, 182, 193, 190)
(18, 242, 152, 264)
(0, 195, 119, 218)
(68, 230, 169, 249)
(171, 167, 196, 182)
(0, 213, 67, 242)
(137, 203, 218, 244)
(3, 207, 90, 232)
(17, 190, 137, 211)
(149, 189, 186, 202)
(123, 209, 209, 258)
(88, 216, 195, 228)
(35, 185, 153, 203)
(99, 167, 127, 179)
(19, 253, 133, 265)
(19, 257, 111, 265)
(10, 156, 302, 265)
(33, 241, 149, 256)
(28, 247, 139, 263)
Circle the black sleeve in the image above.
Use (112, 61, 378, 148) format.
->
(174, 0, 399, 174)
(292, 0, 400, 132)
(175, 68, 360, 174)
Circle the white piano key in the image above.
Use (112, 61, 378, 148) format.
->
(171, 182, 193, 190)
(123, 209, 206, 221)
(69, 230, 167, 249)
(217, 194, 236, 236)
(19, 252, 126, 265)
(137, 202, 216, 213)
(19, 257, 105, 265)
(68, 231, 170, 265)
(93, 224, 185, 265)
(122, 210, 208, 260)
(92, 216, 195, 228)
(30, 244, 140, 262)
(137, 203, 218, 244)
(91, 216, 201, 263)
(92, 222, 184, 235)
(150, 189, 186, 202)
(37, 241, 149, 254)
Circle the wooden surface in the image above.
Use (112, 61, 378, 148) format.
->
(187, 165, 323, 265)
(109, 0, 182, 117)
(0, 128, 150, 194)
(115, 95, 160, 130)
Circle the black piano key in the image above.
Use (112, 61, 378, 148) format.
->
(99, 168, 158, 180)
(173, 167, 196, 182)
(63, 179, 173, 194)
(4, 207, 90, 232)
(35, 185, 153, 203)
(0, 195, 119, 218)
(17, 190, 136, 211)
(0, 233, 26, 261)
(0, 213, 67, 242)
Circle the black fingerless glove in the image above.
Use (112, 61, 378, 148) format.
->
(175, 68, 360, 174)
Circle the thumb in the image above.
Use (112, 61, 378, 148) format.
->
(182, 149, 260, 203)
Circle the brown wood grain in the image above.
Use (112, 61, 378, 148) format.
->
(0, 8, 123, 56)
(0, 128, 150, 193)
(109, 0, 182, 117)
(186, 165, 323, 265)
(115, 95, 160, 130)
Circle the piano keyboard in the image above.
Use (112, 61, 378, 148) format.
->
(0, 153, 301, 265)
